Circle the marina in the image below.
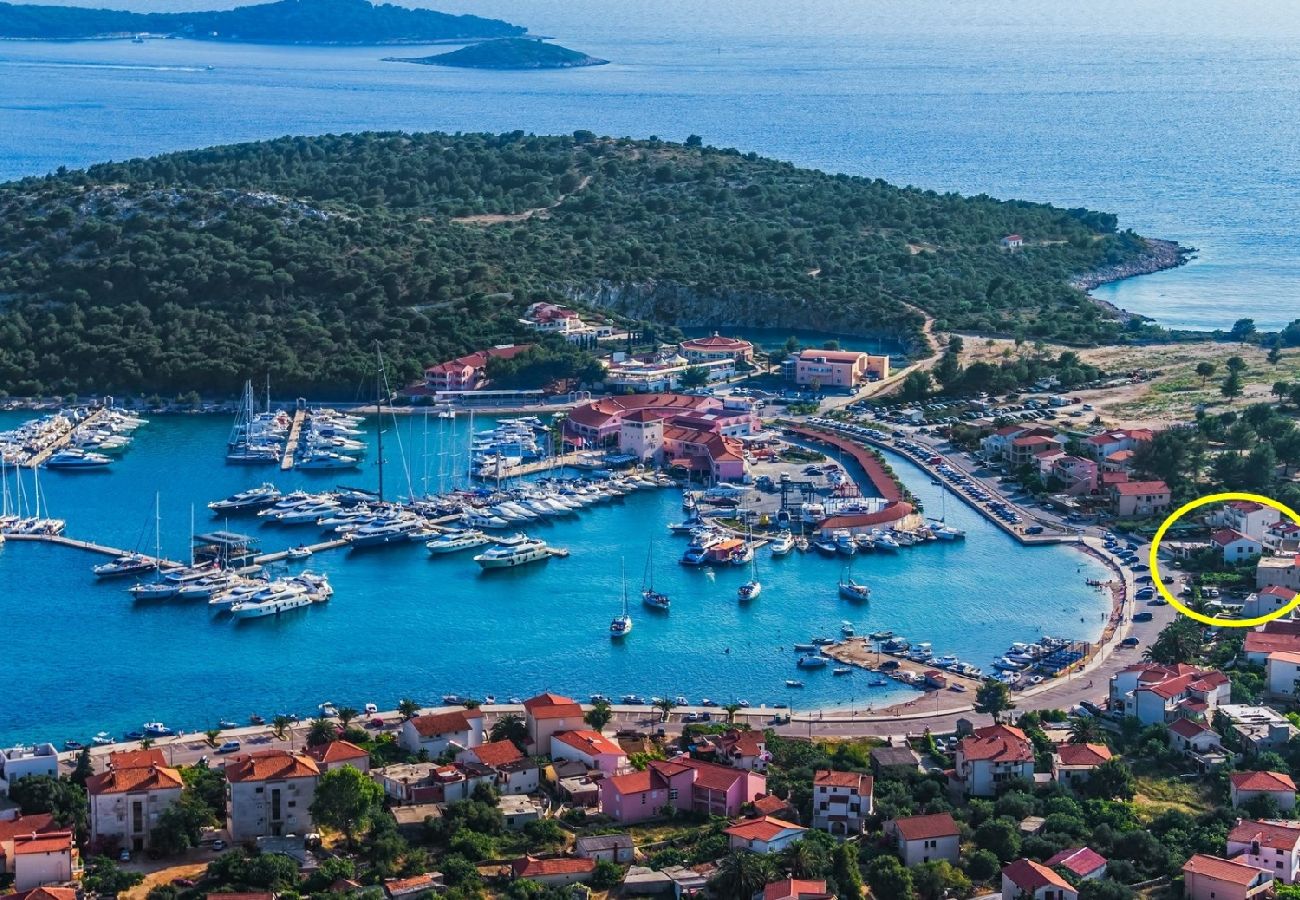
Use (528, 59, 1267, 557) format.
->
(0, 408, 1113, 744)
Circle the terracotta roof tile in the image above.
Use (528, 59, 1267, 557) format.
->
(1228, 819, 1300, 850)
(1043, 847, 1107, 878)
(1055, 743, 1112, 767)
(1230, 771, 1296, 793)
(0, 814, 57, 842)
(224, 750, 320, 783)
(512, 856, 596, 878)
(958, 724, 1034, 763)
(1002, 858, 1071, 892)
(13, 832, 73, 855)
(724, 817, 804, 842)
(553, 730, 625, 758)
(409, 709, 476, 738)
(1183, 853, 1269, 886)
(86, 763, 183, 795)
(893, 813, 959, 842)
(307, 740, 369, 765)
(109, 748, 167, 769)
(813, 769, 873, 792)
(13, 889, 78, 900)
(468, 740, 524, 767)
(762, 879, 830, 900)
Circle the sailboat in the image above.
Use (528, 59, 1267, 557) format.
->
(641, 541, 670, 610)
(610, 559, 633, 637)
(838, 564, 871, 601)
(929, 483, 966, 540)
(738, 527, 761, 601)
(129, 493, 177, 600)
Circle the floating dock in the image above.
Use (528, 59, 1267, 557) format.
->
(279, 409, 307, 471)
(2, 532, 184, 568)
(473, 452, 583, 481)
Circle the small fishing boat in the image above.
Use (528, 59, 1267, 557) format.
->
(841, 621, 855, 636)
(797, 654, 829, 669)
(785, 679, 804, 688)
(792, 642, 816, 652)
(869, 677, 888, 686)
(286, 545, 313, 560)
(833, 667, 853, 676)
(869, 630, 894, 640)
(91, 731, 113, 746)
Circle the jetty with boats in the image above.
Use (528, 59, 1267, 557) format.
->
(1, 404, 146, 470)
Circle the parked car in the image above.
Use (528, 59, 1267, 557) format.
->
(217, 739, 241, 754)
(1133, 612, 1154, 622)
(1120, 637, 1140, 647)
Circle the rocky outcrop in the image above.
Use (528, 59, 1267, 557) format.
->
(562, 279, 927, 352)
(1070, 238, 1193, 292)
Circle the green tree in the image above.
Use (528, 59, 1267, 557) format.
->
(1144, 618, 1202, 665)
(1230, 319, 1257, 341)
(398, 698, 421, 721)
(149, 794, 216, 857)
(1079, 880, 1136, 900)
(1084, 758, 1136, 801)
(679, 366, 711, 389)
(1222, 372, 1244, 398)
(865, 855, 913, 900)
(9, 775, 88, 835)
(900, 370, 932, 401)
(307, 717, 337, 747)
(653, 696, 676, 722)
(584, 700, 613, 732)
(70, 747, 93, 788)
(310, 765, 385, 848)
(1067, 717, 1101, 744)
(336, 706, 359, 727)
(490, 712, 530, 749)
(270, 714, 292, 739)
(204, 728, 222, 749)
(712, 851, 778, 900)
(83, 857, 144, 895)
(1227, 355, 1248, 373)
(591, 859, 623, 890)
(974, 818, 1021, 862)
(963, 848, 1001, 883)
(1195, 361, 1216, 386)
(831, 842, 863, 899)
(913, 860, 970, 900)
(974, 679, 1015, 722)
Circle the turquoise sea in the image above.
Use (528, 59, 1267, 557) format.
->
(1, 0, 1298, 329)
(0, 410, 1110, 743)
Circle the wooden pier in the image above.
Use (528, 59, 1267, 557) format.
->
(23, 407, 110, 468)
(279, 409, 307, 471)
(472, 452, 582, 481)
(822, 638, 984, 692)
(2, 532, 184, 568)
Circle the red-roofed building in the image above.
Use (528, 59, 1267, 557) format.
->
(1084, 429, 1153, 462)
(1245, 586, 1300, 622)
(1265, 521, 1300, 555)
(952, 725, 1034, 796)
(680, 333, 755, 364)
(306, 740, 371, 774)
(1213, 529, 1263, 563)
(752, 794, 799, 821)
(0, 815, 59, 879)
(424, 344, 533, 392)
(715, 729, 770, 772)
(399, 709, 483, 756)
(11, 888, 78, 900)
(87, 759, 184, 854)
(510, 856, 596, 887)
(1220, 501, 1284, 542)
(1108, 663, 1228, 725)
(1051, 743, 1112, 789)
(1044, 847, 1107, 882)
(550, 730, 628, 775)
(811, 770, 873, 836)
(1108, 480, 1171, 517)
(224, 750, 321, 841)
(1001, 234, 1024, 249)
(522, 692, 585, 753)
(1001, 858, 1077, 900)
(597, 757, 765, 825)
(383, 872, 444, 898)
(1183, 853, 1273, 900)
(1231, 771, 1297, 811)
(1167, 717, 1227, 769)
(1050, 455, 1098, 496)
(762, 878, 833, 900)
(1249, 627, 1300, 665)
(457, 741, 539, 796)
(11, 831, 76, 891)
(1227, 819, 1300, 884)
(1009, 433, 1064, 469)
(889, 813, 960, 867)
(724, 817, 808, 854)
(815, 502, 916, 537)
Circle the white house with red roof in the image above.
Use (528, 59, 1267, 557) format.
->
(981, 425, 1028, 461)
(679, 333, 755, 364)
(1219, 501, 1284, 543)
(399, 709, 483, 757)
(1107, 663, 1228, 726)
(1213, 529, 1264, 564)
(1167, 718, 1228, 770)
(1000, 858, 1077, 900)
(522, 693, 585, 754)
(11, 888, 77, 900)
(1245, 623, 1300, 664)
(457, 741, 538, 795)
(1043, 847, 1107, 882)
(1267, 650, 1300, 701)
(1050, 743, 1112, 789)
(424, 344, 532, 393)
(1265, 521, 1300, 555)
(520, 303, 609, 342)
(951, 724, 1035, 796)
(86, 755, 184, 853)
(1244, 586, 1300, 621)
(724, 817, 808, 854)
(0, 815, 60, 881)
(1000, 234, 1024, 249)
(1183, 853, 1273, 900)
(550, 730, 628, 775)
(761, 878, 833, 900)
(810, 770, 873, 836)
(1008, 433, 1065, 469)
(889, 813, 960, 867)
(511, 856, 596, 887)
(1230, 771, 1297, 812)
(1084, 429, 1153, 462)
(223, 750, 321, 840)
(306, 740, 370, 774)
(713, 729, 770, 772)
(1108, 480, 1171, 517)
(1049, 455, 1098, 496)
(10, 832, 76, 891)
(1227, 819, 1300, 884)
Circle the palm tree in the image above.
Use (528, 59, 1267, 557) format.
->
(204, 729, 222, 749)
(336, 706, 359, 728)
(271, 714, 292, 740)
(490, 713, 529, 749)
(1067, 717, 1101, 744)
(463, 698, 482, 710)
(397, 698, 421, 721)
(712, 851, 777, 900)
(654, 697, 676, 723)
(724, 703, 742, 725)
(584, 700, 613, 732)
(306, 717, 337, 747)
(139, 737, 154, 750)
(779, 839, 820, 879)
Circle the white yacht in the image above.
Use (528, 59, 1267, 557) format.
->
(45, 448, 112, 469)
(208, 484, 281, 513)
(474, 534, 553, 569)
(348, 517, 422, 548)
(295, 450, 358, 470)
(426, 529, 491, 555)
(230, 580, 311, 618)
(769, 532, 795, 556)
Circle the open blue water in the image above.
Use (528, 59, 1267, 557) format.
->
(0, 411, 1109, 743)
(1, 0, 1298, 330)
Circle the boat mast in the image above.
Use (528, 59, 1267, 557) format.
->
(375, 342, 385, 503)
(153, 491, 161, 573)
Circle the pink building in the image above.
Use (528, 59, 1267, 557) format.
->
(679, 333, 755, 364)
(598, 757, 765, 824)
(793, 350, 889, 390)
(550, 731, 628, 775)
(1050, 455, 1098, 496)
(424, 344, 532, 392)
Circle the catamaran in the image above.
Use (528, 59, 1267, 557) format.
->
(610, 560, 633, 637)
(641, 541, 670, 610)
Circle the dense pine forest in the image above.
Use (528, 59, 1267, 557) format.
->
(0, 131, 1157, 397)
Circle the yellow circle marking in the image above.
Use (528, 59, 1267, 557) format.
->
(1150, 491, 1300, 627)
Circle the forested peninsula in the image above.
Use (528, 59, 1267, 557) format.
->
(0, 132, 1164, 397)
(0, 0, 523, 43)
(389, 38, 608, 70)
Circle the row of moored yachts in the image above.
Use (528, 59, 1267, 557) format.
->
(1, 406, 147, 469)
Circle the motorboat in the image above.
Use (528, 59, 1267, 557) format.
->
(792, 643, 816, 652)
(465, 510, 510, 530)
(834, 530, 857, 556)
(295, 450, 358, 470)
(208, 484, 281, 513)
(426, 529, 491, 555)
(833, 667, 853, 676)
(142, 722, 172, 737)
(348, 517, 422, 548)
(785, 680, 804, 688)
(230, 580, 312, 618)
(474, 534, 553, 569)
(45, 448, 111, 469)
(797, 654, 830, 669)
(869, 630, 894, 640)
(769, 531, 795, 556)
(91, 731, 113, 746)
(93, 553, 156, 579)
(287, 545, 313, 560)
(841, 621, 855, 636)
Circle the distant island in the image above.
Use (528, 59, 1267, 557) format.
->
(0, 0, 524, 44)
(388, 38, 608, 70)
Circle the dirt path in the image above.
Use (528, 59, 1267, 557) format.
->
(122, 862, 208, 900)
(452, 174, 593, 226)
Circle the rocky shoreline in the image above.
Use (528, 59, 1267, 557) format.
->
(1071, 237, 1194, 293)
